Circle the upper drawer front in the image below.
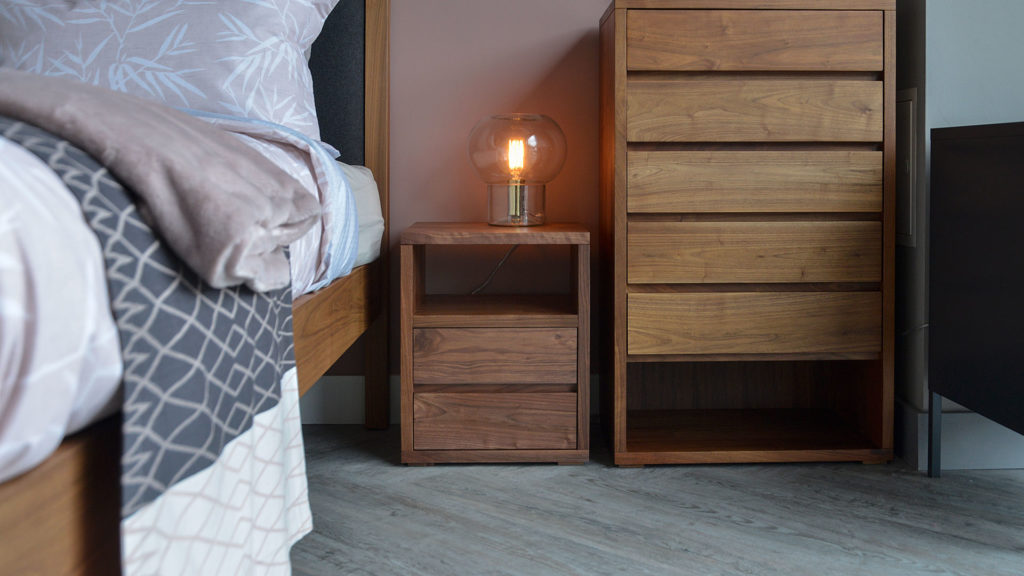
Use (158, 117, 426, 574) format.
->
(627, 10, 883, 72)
(628, 292, 881, 356)
(413, 327, 577, 385)
(627, 78, 883, 142)
(628, 221, 882, 284)
(628, 150, 883, 213)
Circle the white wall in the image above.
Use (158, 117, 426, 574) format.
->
(926, 0, 1024, 130)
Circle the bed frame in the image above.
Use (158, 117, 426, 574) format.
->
(0, 1, 390, 573)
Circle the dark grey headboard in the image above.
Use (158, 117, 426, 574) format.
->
(310, 0, 365, 165)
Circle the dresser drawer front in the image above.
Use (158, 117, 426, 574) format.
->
(628, 151, 883, 213)
(413, 392, 577, 450)
(628, 221, 882, 284)
(627, 79, 883, 142)
(627, 10, 883, 72)
(413, 328, 577, 384)
(628, 292, 881, 355)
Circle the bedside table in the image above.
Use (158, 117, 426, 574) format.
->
(400, 222, 590, 464)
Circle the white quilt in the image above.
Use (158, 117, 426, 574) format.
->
(0, 135, 123, 483)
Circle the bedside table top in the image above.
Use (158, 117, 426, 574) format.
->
(401, 222, 590, 245)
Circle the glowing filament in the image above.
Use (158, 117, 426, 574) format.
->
(507, 138, 525, 180)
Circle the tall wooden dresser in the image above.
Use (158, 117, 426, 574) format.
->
(598, 0, 895, 465)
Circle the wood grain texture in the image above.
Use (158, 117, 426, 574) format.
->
(413, 328, 577, 385)
(294, 425, 1023, 576)
(401, 448, 588, 465)
(627, 78, 883, 142)
(614, 0, 894, 8)
(623, 409, 888, 463)
(400, 244, 416, 454)
(575, 245, 591, 452)
(627, 150, 883, 213)
(413, 294, 577, 328)
(611, 9, 630, 456)
(627, 220, 882, 284)
(628, 292, 881, 355)
(400, 222, 591, 462)
(401, 222, 590, 245)
(599, 8, 621, 456)
(0, 417, 120, 576)
(361, 0, 390, 428)
(627, 10, 882, 71)
(626, 360, 825, 411)
(294, 262, 378, 397)
(413, 392, 577, 450)
(880, 10, 896, 450)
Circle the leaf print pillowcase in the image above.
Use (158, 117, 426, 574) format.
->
(0, 0, 340, 142)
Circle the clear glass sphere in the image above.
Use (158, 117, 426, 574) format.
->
(467, 114, 567, 184)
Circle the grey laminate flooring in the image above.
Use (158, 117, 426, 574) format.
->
(291, 425, 1024, 576)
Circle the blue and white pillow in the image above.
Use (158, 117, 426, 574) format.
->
(0, 0, 339, 142)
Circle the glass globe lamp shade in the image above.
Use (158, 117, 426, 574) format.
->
(468, 114, 567, 226)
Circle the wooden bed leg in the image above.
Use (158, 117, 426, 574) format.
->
(363, 312, 390, 429)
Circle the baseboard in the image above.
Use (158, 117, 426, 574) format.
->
(897, 398, 1024, 470)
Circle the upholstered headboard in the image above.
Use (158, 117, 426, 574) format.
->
(310, 0, 367, 165)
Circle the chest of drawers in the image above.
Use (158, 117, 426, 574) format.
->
(599, 0, 895, 465)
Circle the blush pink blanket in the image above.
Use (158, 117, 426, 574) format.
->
(0, 69, 319, 292)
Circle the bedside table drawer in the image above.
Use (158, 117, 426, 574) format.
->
(626, 10, 882, 72)
(627, 78, 883, 142)
(628, 221, 882, 284)
(413, 392, 577, 450)
(413, 327, 577, 384)
(628, 292, 881, 356)
(627, 151, 883, 214)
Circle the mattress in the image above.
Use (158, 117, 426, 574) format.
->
(0, 132, 383, 484)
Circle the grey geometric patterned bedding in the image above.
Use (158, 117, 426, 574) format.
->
(0, 115, 295, 518)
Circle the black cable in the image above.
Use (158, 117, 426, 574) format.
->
(470, 245, 519, 295)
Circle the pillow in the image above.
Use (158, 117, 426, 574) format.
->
(0, 0, 339, 142)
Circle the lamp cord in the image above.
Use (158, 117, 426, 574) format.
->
(470, 245, 519, 295)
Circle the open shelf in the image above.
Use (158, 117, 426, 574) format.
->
(413, 294, 577, 328)
(620, 409, 890, 466)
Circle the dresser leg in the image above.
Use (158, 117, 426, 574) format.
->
(928, 391, 942, 478)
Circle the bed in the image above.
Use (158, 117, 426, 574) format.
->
(0, 0, 390, 573)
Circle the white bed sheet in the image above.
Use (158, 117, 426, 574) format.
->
(341, 162, 385, 270)
(0, 133, 382, 483)
(0, 135, 123, 483)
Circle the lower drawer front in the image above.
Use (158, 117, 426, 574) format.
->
(628, 292, 881, 355)
(413, 392, 577, 450)
(413, 327, 577, 384)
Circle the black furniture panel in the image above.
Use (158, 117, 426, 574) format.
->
(929, 121, 1024, 474)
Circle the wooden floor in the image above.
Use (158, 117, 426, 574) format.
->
(292, 425, 1024, 576)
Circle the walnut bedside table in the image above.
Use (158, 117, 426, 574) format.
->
(400, 222, 590, 464)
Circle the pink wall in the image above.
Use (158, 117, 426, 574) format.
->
(334, 0, 608, 374)
(388, 0, 608, 357)
(391, 0, 606, 246)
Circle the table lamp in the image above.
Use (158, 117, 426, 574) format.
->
(468, 113, 566, 226)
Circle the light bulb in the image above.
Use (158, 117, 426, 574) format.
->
(468, 114, 566, 226)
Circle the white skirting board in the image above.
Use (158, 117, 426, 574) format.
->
(897, 398, 1024, 471)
